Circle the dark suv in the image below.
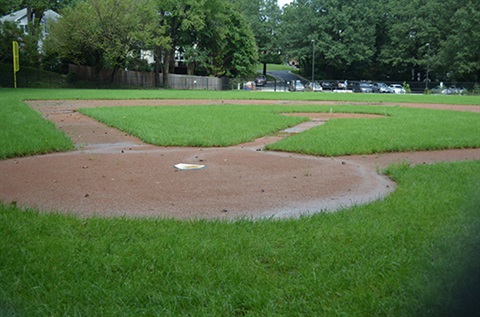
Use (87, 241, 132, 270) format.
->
(255, 75, 267, 87)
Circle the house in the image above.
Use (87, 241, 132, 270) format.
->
(0, 8, 60, 49)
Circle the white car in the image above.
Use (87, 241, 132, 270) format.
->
(389, 84, 406, 94)
(288, 80, 305, 92)
(305, 82, 323, 92)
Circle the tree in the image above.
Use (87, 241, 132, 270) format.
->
(0, 0, 22, 16)
(436, 1, 480, 81)
(0, 21, 25, 64)
(279, 0, 377, 80)
(185, 1, 258, 78)
(45, 0, 153, 81)
(0, 20, 42, 67)
(232, 0, 282, 75)
(150, 0, 208, 87)
(150, 0, 258, 87)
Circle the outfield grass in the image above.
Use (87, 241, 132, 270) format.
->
(1, 161, 479, 316)
(2, 88, 480, 105)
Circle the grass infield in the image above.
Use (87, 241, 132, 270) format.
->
(79, 105, 480, 154)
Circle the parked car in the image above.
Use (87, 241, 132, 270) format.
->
(243, 81, 256, 90)
(372, 82, 394, 93)
(432, 85, 466, 95)
(444, 85, 467, 95)
(321, 81, 334, 90)
(389, 84, 406, 94)
(352, 82, 373, 93)
(305, 81, 323, 92)
(288, 80, 305, 92)
(431, 86, 445, 94)
(255, 75, 266, 87)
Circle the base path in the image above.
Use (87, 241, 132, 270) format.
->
(0, 100, 478, 220)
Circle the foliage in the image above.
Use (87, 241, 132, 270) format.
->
(277, 0, 480, 82)
(0, 21, 41, 67)
(0, 21, 24, 64)
(280, 0, 377, 80)
(44, 0, 153, 80)
(0, 0, 22, 16)
(232, 0, 283, 72)
(435, 1, 480, 82)
(152, 0, 258, 84)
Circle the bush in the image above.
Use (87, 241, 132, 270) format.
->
(66, 71, 78, 83)
(469, 83, 480, 95)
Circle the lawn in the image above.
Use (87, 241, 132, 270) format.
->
(0, 88, 479, 316)
(1, 161, 479, 316)
(0, 92, 73, 159)
(2, 87, 480, 104)
(79, 105, 480, 154)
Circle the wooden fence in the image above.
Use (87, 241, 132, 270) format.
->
(68, 64, 227, 90)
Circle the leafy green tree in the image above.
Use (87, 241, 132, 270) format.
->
(205, 5, 258, 78)
(152, 0, 206, 87)
(279, 0, 376, 80)
(0, 0, 22, 16)
(0, 20, 41, 67)
(232, 0, 282, 75)
(45, 0, 154, 81)
(0, 21, 25, 64)
(151, 0, 257, 87)
(185, 1, 258, 78)
(436, 1, 480, 81)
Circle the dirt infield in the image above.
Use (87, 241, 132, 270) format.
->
(0, 100, 478, 220)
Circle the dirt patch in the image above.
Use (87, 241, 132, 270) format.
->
(0, 99, 478, 220)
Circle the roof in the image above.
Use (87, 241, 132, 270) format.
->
(0, 8, 60, 24)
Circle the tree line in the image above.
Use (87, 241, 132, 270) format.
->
(1, 0, 479, 86)
(278, 0, 479, 82)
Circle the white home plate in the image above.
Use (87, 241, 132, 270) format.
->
(174, 163, 206, 170)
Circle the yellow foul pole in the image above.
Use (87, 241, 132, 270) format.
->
(12, 41, 20, 88)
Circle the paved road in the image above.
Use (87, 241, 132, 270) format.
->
(266, 70, 304, 83)
(256, 70, 305, 92)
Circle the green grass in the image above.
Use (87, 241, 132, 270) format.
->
(0, 92, 74, 159)
(1, 85, 478, 158)
(0, 88, 479, 315)
(78, 105, 480, 154)
(266, 106, 480, 155)
(256, 63, 297, 71)
(2, 88, 480, 104)
(1, 161, 479, 316)
(79, 105, 306, 147)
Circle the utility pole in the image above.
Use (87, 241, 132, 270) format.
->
(425, 43, 430, 91)
(311, 39, 315, 82)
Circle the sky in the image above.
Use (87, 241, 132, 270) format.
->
(277, 0, 293, 8)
